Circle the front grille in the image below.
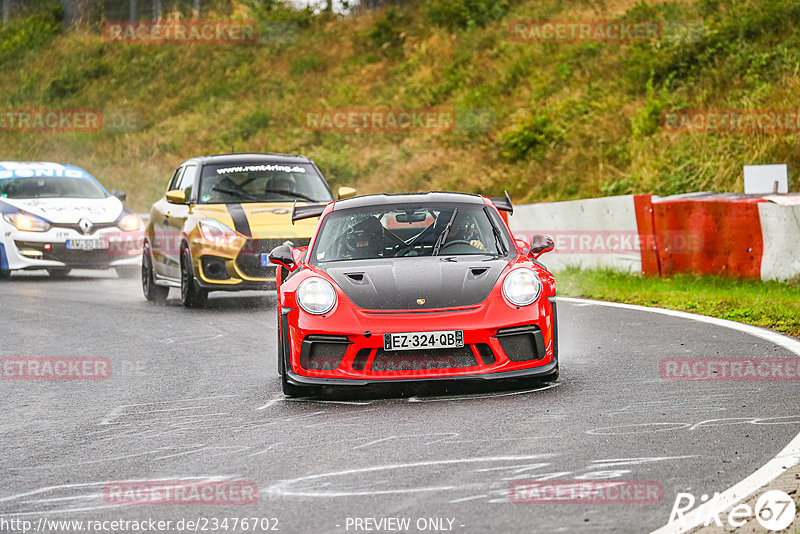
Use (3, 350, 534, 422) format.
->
(300, 335, 351, 371)
(476, 343, 495, 365)
(51, 221, 118, 235)
(236, 238, 309, 278)
(352, 348, 372, 371)
(495, 326, 545, 362)
(14, 241, 118, 267)
(371, 347, 477, 371)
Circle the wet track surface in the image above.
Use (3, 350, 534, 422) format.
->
(1, 271, 798, 533)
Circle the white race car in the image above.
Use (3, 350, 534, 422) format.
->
(0, 162, 143, 279)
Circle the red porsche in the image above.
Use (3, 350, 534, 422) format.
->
(269, 192, 558, 396)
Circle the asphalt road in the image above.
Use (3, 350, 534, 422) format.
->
(1, 270, 798, 534)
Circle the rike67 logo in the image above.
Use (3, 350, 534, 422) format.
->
(669, 490, 796, 531)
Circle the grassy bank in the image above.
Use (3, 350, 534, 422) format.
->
(1, 0, 799, 212)
(557, 268, 800, 338)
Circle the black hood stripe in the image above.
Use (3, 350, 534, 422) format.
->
(226, 203, 252, 237)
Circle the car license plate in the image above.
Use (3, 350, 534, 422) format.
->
(66, 239, 107, 251)
(261, 253, 270, 267)
(383, 330, 464, 351)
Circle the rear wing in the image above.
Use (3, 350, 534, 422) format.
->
(488, 191, 513, 215)
(291, 201, 328, 224)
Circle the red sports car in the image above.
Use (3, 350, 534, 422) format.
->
(269, 192, 558, 396)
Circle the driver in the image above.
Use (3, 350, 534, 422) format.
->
(268, 174, 297, 193)
(446, 218, 487, 251)
(342, 216, 385, 259)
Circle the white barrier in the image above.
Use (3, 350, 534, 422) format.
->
(508, 195, 642, 273)
(759, 200, 800, 281)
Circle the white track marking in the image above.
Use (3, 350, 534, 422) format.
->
(556, 297, 800, 533)
(256, 394, 285, 410)
(267, 455, 556, 498)
(0, 476, 230, 517)
(449, 494, 487, 503)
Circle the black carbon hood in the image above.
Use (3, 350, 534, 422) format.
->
(321, 256, 510, 310)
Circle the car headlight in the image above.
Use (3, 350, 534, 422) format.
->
(502, 268, 541, 306)
(198, 218, 238, 243)
(297, 277, 337, 315)
(117, 213, 143, 232)
(3, 212, 50, 232)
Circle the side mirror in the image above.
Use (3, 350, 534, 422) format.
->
(165, 190, 186, 204)
(529, 234, 554, 259)
(111, 190, 127, 201)
(269, 243, 296, 271)
(337, 186, 357, 199)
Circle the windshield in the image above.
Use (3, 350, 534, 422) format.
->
(198, 162, 333, 204)
(312, 203, 511, 263)
(0, 177, 107, 199)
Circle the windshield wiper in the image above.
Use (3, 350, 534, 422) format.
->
(432, 208, 458, 256)
(491, 224, 508, 256)
(264, 189, 316, 202)
(211, 185, 260, 201)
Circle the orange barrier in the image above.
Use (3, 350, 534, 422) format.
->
(650, 194, 765, 278)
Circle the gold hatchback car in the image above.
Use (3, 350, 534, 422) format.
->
(142, 153, 354, 307)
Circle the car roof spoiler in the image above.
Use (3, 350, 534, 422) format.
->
(291, 201, 328, 224)
(488, 191, 513, 215)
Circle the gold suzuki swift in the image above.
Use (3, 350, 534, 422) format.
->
(142, 153, 355, 307)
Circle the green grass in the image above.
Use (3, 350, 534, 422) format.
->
(557, 268, 800, 339)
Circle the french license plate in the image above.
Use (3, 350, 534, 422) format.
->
(66, 239, 106, 251)
(261, 253, 270, 267)
(383, 330, 464, 351)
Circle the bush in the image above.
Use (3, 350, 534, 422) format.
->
(624, 0, 800, 90)
(500, 114, 561, 161)
(426, 0, 510, 31)
(355, 7, 410, 58)
(0, 5, 61, 66)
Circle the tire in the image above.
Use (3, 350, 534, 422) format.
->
(278, 316, 306, 397)
(115, 266, 140, 279)
(141, 243, 169, 302)
(46, 268, 71, 279)
(277, 306, 284, 377)
(180, 246, 207, 308)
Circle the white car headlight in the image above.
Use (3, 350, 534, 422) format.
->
(3, 212, 50, 232)
(198, 218, 238, 243)
(502, 268, 541, 306)
(297, 277, 337, 315)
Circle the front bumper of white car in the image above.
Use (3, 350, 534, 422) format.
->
(1, 225, 143, 271)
